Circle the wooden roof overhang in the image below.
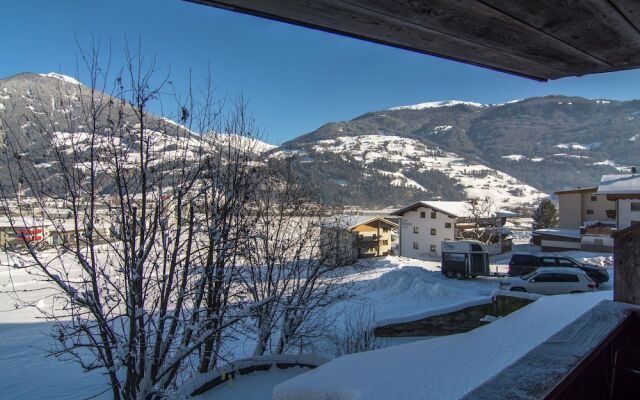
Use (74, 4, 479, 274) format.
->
(186, 0, 640, 81)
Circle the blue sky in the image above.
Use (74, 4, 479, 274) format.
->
(4, 0, 640, 144)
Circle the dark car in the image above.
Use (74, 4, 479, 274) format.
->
(508, 254, 609, 287)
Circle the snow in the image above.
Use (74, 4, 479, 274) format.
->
(553, 153, 589, 159)
(211, 132, 277, 154)
(273, 291, 611, 400)
(375, 296, 492, 327)
(195, 366, 311, 400)
(39, 72, 82, 86)
(597, 174, 640, 194)
(555, 142, 600, 151)
(389, 100, 487, 111)
(502, 154, 526, 161)
(377, 169, 427, 191)
(0, 322, 109, 399)
(532, 228, 581, 239)
(431, 125, 453, 134)
(399, 200, 473, 218)
(183, 354, 328, 399)
(303, 135, 546, 209)
(592, 160, 631, 172)
(0, 241, 616, 400)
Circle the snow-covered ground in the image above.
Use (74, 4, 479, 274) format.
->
(0, 247, 614, 399)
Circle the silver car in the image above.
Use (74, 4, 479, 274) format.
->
(499, 267, 597, 295)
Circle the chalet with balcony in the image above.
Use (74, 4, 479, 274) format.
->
(320, 215, 398, 264)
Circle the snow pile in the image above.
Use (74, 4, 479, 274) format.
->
(273, 291, 611, 400)
(39, 72, 82, 86)
(353, 260, 498, 324)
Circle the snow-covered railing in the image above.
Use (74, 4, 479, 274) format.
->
(179, 354, 329, 397)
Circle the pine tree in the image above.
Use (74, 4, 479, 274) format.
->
(532, 199, 559, 229)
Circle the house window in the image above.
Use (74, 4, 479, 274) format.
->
(420, 211, 426, 218)
(431, 212, 437, 219)
(591, 195, 597, 202)
(382, 240, 388, 245)
(430, 244, 436, 252)
(631, 203, 640, 212)
(586, 209, 594, 215)
(413, 226, 419, 234)
(445, 222, 452, 228)
(430, 228, 437, 235)
(413, 242, 419, 249)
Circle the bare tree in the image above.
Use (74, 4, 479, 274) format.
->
(0, 42, 264, 399)
(332, 303, 382, 356)
(239, 157, 353, 356)
(461, 197, 498, 243)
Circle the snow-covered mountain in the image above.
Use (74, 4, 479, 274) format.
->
(4, 72, 640, 210)
(278, 95, 640, 208)
(271, 134, 545, 209)
(0, 72, 274, 193)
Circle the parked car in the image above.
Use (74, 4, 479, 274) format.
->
(507, 253, 609, 287)
(499, 267, 597, 295)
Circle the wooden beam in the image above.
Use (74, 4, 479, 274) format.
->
(481, 0, 640, 67)
(186, 0, 640, 80)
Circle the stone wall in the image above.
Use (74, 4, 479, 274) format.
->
(375, 295, 534, 337)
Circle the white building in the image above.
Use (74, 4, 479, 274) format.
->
(391, 201, 469, 258)
(597, 174, 640, 230)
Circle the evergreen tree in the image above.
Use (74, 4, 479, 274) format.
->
(532, 199, 559, 229)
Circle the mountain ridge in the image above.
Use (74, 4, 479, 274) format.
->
(3, 73, 638, 209)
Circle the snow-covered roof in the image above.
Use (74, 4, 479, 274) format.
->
(273, 292, 610, 400)
(346, 215, 398, 229)
(324, 215, 398, 230)
(496, 209, 518, 217)
(532, 228, 581, 239)
(597, 174, 640, 195)
(554, 186, 598, 195)
(391, 201, 472, 218)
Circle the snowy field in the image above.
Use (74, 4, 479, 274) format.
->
(0, 246, 613, 399)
